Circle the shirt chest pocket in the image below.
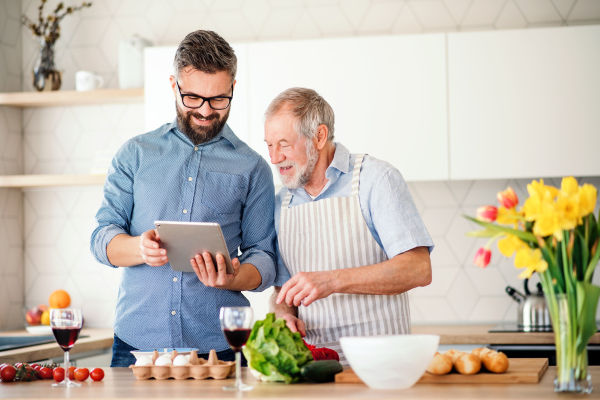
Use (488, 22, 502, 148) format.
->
(201, 171, 246, 215)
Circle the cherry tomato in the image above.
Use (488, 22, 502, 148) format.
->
(74, 368, 89, 381)
(90, 368, 104, 381)
(0, 363, 8, 370)
(14, 363, 22, 368)
(30, 363, 40, 369)
(1, 365, 17, 382)
(39, 367, 53, 380)
(68, 366, 76, 380)
(53, 367, 65, 382)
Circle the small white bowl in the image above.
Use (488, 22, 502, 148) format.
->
(340, 334, 440, 390)
(130, 348, 198, 360)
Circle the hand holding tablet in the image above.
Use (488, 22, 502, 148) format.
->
(154, 221, 235, 274)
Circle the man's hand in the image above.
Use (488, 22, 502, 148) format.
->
(191, 252, 240, 289)
(281, 313, 306, 337)
(139, 229, 168, 266)
(276, 271, 335, 307)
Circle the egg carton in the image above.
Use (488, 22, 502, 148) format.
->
(129, 349, 235, 380)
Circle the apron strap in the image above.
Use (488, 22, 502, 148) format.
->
(282, 190, 293, 209)
(351, 154, 366, 197)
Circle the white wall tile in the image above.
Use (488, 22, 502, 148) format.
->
(442, 0, 472, 24)
(468, 296, 512, 322)
(413, 297, 459, 322)
(446, 270, 478, 320)
(466, 265, 508, 296)
(461, 0, 506, 27)
(421, 207, 457, 237)
(340, 0, 370, 29)
(496, 0, 529, 29)
(515, 0, 562, 23)
(410, 0, 457, 31)
(308, 5, 354, 37)
(291, 10, 322, 39)
(412, 181, 459, 207)
(358, 2, 404, 33)
(551, 0, 578, 19)
(392, 4, 424, 34)
(568, 0, 600, 21)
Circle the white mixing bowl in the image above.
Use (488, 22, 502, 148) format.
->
(340, 334, 440, 390)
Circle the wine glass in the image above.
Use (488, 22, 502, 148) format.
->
(50, 308, 83, 388)
(220, 306, 253, 391)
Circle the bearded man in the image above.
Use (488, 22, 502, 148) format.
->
(265, 88, 434, 365)
(91, 30, 276, 367)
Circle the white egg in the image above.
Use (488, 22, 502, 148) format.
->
(135, 356, 153, 366)
(154, 355, 173, 366)
(184, 354, 191, 361)
(173, 355, 190, 366)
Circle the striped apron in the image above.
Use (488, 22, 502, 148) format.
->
(279, 154, 411, 365)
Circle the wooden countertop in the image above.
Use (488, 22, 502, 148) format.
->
(0, 366, 596, 399)
(412, 324, 600, 345)
(0, 329, 113, 364)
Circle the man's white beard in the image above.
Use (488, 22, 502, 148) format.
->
(277, 139, 319, 190)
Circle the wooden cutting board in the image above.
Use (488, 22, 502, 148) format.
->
(335, 358, 549, 384)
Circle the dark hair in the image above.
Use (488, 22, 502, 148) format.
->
(173, 30, 237, 82)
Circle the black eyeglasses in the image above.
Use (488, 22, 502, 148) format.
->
(176, 81, 233, 110)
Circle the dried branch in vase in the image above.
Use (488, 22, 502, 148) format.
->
(21, 0, 93, 45)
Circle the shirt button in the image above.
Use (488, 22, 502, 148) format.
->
(183, 209, 188, 214)
(194, 147, 198, 151)
(171, 311, 176, 316)
(173, 277, 178, 282)
(188, 177, 193, 181)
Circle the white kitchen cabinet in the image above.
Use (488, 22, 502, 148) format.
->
(448, 25, 600, 180)
(246, 34, 448, 181)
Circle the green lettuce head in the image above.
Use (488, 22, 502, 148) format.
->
(242, 313, 313, 383)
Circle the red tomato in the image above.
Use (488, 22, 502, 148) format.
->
(14, 363, 22, 368)
(1, 365, 17, 382)
(39, 367, 53, 380)
(30, 363, 40, 369)
(74, 368, 89, 381)
(90, 368, 104, 381)
(68, 366, 76, 380)
(53, 367, 65, 382)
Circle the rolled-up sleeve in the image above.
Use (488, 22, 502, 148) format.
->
(368, 167, 434, 258)
(90, 142, 137, 268)
(238, 157, 277, 292)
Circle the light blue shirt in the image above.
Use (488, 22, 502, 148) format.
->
(91, 121, 276, 352)
(274, 142, 434, 286)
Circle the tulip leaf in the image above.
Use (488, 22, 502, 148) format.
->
(463, 215, 537, 243)
(575, 282, 600, 355)
(466, 229, 497, 238)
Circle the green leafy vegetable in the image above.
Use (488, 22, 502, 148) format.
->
(242, 313, 313, 383)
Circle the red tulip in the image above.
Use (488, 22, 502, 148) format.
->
(497, 187, 518, 209)
(474, 247, 492, 268)
(476, 205, 498, 222)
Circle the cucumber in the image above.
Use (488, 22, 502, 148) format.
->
(300, 360, 344, 383)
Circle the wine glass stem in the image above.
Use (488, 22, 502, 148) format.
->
(64, 350, 71, 384)
(235, 350, 242, 387)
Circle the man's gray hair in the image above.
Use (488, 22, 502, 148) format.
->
(264, 88, 335, 141)
(173, 30, 237, 83)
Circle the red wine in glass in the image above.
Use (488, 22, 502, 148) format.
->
(52, 327, 81, 351)
(223, 328, 251, 352)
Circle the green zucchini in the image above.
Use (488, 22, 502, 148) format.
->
(300, 360, 344, 383)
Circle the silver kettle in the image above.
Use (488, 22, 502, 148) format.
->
(506, 278, 552, 331)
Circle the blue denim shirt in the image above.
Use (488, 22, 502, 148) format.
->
(274, 142, 434, 286)
(91, 121, 276, 352)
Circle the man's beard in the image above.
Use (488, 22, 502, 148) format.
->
(175, 101, 230, 145)
(277, 138, 319, 190)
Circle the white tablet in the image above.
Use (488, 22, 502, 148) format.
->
(154, 221, 234, 274)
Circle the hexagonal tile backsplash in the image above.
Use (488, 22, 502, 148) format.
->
(10, 0, 600, 328)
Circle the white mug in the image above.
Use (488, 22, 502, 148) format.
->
(76, 71, 104, 91)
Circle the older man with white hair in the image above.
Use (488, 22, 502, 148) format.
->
(265, 87, 434, 364)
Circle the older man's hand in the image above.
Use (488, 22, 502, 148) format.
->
(276, 271, 335, 307)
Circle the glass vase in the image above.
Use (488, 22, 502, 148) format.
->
(549, 293, 593, 393)
(33, 38, 61, 91)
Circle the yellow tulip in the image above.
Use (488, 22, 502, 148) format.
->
(560, 176, 579, 196)
(579, 184, 598, 218)
(527, 179, 559, 200)
(514, 247, 548, 279)
(532, 202, 562, 240)
(497, 234, 527, 257)
(496, 206, 522, 228)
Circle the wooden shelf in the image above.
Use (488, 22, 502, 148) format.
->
(0, 174, 106, 188)
(0, 88, 144, 107)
